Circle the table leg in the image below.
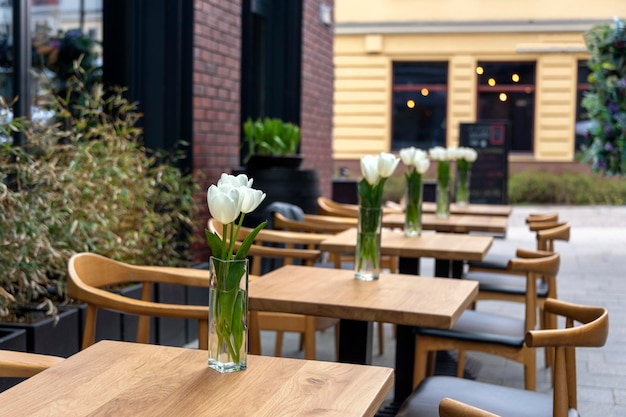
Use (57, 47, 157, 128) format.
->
(398, 257, 420, 275)
(393, 324, 416, 405)
(434, 259, 451, 277)
(337, 319, 373, 364)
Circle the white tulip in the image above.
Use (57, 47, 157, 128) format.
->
(218, 173, 253, 188)
(414, 155, 430, 174)
(207, 184, 242, 224)
(360, 154, 380, 185)
(377, 152, 400, 178)
(446, 147, 460, 161)
(239, 187, 266, 214)
(460, 147, 478, 162)
(399, 147, 417, 166)
(429, 146, 448, 161)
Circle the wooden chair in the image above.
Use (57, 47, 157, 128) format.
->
(413, 252, 561, 391)
(438, 398, 498, 417)
(467, 215, 565, 274)
(397, 298, 608, 417)
(317, 196, 401, 218)
(465, 223, 571, 367)
(208, 219, 338, 360)
(273, 211, 389, 355)
(67, 252, 211, 350)
(0, 350, 64, 378)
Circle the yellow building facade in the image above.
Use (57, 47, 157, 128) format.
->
(333, 0, 625, 169)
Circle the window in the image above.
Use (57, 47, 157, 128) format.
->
(391, 62, 448, 150)
(477, 62, 535, 153)
(575, 60, 592, 151)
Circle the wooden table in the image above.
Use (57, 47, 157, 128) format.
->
(0, 340, 393, 417)
(320, 228, 493, 277)
(422, 201, 512, 217)
(383, 212, 508, 234)
(249, 265, 479, 408)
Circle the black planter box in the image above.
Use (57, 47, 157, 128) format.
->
(0, 307, 81, 357)
(0, 327, 28, 392)
(153, 283, 187, 347)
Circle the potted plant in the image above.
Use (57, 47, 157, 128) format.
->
(242, 117, 302, 169)
(0, 70, 196, 355)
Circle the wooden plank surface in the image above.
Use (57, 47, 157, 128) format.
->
(320, 228, 493, 261)
(0, 341, 393, 417)
(249, 265, 478, 329)
(422, 201, 512, 216)
(383, 212, 507, 234)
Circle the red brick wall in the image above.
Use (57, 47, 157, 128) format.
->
(192, 0, 242, 263)
(190, 1, 335, 263)
(300, 0, 335, 200)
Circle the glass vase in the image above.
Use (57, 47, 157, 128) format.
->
(456, 161, 471, 206)
(355, 206, 382, 281)
(208, 256, 248, 373)
(404, 173, 423, 237)
(436, 161, 451, 219)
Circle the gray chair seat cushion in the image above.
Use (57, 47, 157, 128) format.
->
(465, 271, 550, 297)
(467, 252, 510, 270)
(416, 310, 526, 347)
(396, 376, 579, 417)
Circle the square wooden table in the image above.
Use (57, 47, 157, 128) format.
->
(320, 227, 493, 277)
(0, 340, 393, 417)
(422, 201, 512, 217)
(383, 212, 508, 235)
(249, 265, 479, 407)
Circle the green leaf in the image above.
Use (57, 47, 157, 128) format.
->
(234, 220, 268, 260)
(205, 230, 225, 258)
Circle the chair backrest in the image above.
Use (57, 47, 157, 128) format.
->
(273, 212, 355, 234)
(437, 298, 608, 417)
(506, 252, 560, 333)
(67, 252, 210, 350)
(317, 196, 359, 217)
(208, 218, 325, 275)
(537, 223, 571, 252)
(526, 298, 608, 415)
(525, 212, 559, 224)
(0, 350, 64, 378)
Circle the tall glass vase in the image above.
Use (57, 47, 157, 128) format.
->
(355, 206, 382, 281)
(404, 172, 423, 237)
(208, 256, 248, 373)
(436, 161, 451, 219)
(456, 163, 471, 206)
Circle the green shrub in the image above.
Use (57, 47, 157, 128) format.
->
(0, 75, 196, 319)
(508, 170, 626, 204)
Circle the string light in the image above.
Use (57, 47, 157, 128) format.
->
(406, 99, 415, 109)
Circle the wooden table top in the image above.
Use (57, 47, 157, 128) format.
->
(383, 212, 508, 234)
(249, 265, 479, 329)
(422, 201, 512, 216)
(0, 340, 393, 417)
(320, 228, 493, 262)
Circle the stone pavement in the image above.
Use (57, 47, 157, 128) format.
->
(256, 205, 626, 416)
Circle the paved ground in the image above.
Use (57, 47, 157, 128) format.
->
(256, 205, 626, 416)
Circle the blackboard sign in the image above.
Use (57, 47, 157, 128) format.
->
(459, 121, 509, 204)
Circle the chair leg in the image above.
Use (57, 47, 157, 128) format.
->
(413, 342, 430, 390)
(377, 322, 385, 355)
(197, 319, 208, 350)
(524, 351, 536, 391)
(456, 350, 466, 378)
(248, 311, 262, 355)
(82, 305, 98, 350)
(304, 316, 316, 360)
(136, 315, 150, 344)
(274, 331, 284, 357)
